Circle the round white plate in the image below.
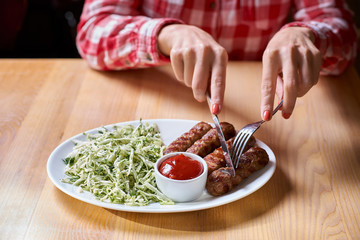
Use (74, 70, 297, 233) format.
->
(47, 119, 276, 213)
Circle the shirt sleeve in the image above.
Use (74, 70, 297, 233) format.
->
(283, 0, 358, 75)
(76, 0, 183, 70)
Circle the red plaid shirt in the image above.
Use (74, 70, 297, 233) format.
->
(76, 0, 358, 75)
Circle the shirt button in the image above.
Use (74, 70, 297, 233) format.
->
(210, 2, 216, 9)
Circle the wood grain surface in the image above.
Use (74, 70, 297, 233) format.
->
(0, 59, 359, 240)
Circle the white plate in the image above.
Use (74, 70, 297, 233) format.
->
(47, 119, 276, 213)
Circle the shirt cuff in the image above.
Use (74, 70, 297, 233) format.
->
(137, 18, 184, 65)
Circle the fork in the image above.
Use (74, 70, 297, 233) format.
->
(231, 100, 283, 168)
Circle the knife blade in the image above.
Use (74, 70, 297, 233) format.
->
(206, 93, 235, 177)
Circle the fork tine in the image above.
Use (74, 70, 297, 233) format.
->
(233, 123, 262, 168)
(231, 131, 247, 158)
(233, 132, 254, 168)
(232, 131, 250, 167)
(232, 123, 252, 147)
(231, 130, 250, 165)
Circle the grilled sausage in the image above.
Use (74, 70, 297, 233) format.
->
(204, 135, 256, 175)
(206, 147, 269, 196)
(237, 146, 269, 173)
(186, 122, 236, 157)
(206, 167, 234, 196)
(204, 137, 234, 175)
(164, 121, 212, 155)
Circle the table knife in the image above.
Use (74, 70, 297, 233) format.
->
(206, 93, 236, 177)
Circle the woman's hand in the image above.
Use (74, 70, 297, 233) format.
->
(158, 24, 228, 114)
(261, 27, 321, 120)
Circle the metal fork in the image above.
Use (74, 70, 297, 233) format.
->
(231, 100, 283, 168)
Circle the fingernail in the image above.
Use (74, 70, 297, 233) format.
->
(212, 103, 220, 114)
(263, 110, 271, 121)
(282, 112, 291, 119)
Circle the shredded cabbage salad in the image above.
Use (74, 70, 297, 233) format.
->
(61, 121, 174, 206)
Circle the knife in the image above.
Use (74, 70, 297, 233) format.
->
(206, 92, 236, 177)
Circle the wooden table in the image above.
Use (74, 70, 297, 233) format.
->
(1, 59, 359, 239)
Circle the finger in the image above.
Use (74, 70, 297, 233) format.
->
(298, 48, 313, 97)
(282, 57, 299, 119)
(275, 75, 284, 110)
(309, 43, 322, 85)
(210, 48, 227, 114)
(192, 56, 210, 103)
(261, 50, 280, 121)
(170, 49, 184, 83)
(303, 38, 321, 86)
(183, 49, 196, 87)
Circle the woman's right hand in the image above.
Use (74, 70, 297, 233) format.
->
(158, 24, 228, 115)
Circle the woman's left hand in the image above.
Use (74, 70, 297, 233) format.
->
(261, 27, 322, 120)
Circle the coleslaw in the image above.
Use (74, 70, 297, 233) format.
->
(61, 121, 174, 206)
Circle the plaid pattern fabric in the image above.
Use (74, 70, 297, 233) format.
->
(76, 0, 358, 75)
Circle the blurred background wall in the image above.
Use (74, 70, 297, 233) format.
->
(0, 0, 359, 72)
(0, 0, 84, 58)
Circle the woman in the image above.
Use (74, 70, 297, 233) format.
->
(76, 0, 358, 119)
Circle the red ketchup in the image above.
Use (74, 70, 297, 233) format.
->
(159, 154, 204, 180)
